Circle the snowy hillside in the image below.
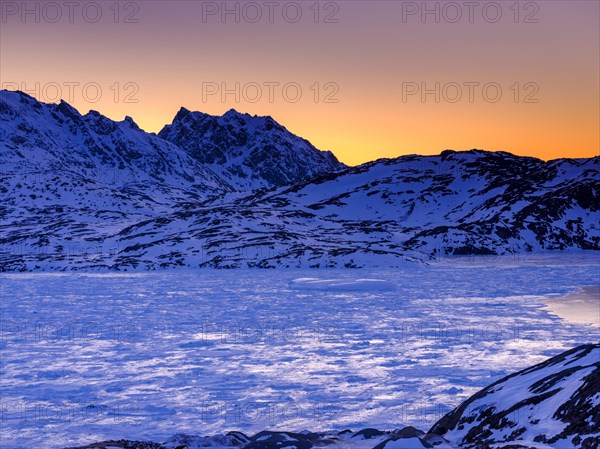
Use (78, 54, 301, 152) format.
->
(103, 151, 599, 270)
(248, 150, 600, 257)
(430, 344, 600, 448)
(0, 90, 598, 271)
(0, 91, 231, 206)
(0, 91, 233, 269)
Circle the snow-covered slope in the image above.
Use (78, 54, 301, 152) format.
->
(104, 151, 599, 270)
(0, 90, 236, 270)
(158, 107, 344, 190)
(250, 150, 600, 255)
(430, 344, 600, 448)
(1, 90, 598, 270)
(0, 91, 231, 205)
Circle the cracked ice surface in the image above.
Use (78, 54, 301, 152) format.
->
(0, 253, 598, 448)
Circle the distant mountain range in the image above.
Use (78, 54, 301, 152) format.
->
(0, 90, 598, 271)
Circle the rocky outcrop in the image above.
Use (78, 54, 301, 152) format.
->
(429, 344, 600, 448)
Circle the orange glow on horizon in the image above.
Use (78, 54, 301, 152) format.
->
(1, 1, 598, 166)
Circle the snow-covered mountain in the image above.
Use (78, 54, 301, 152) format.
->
(246, 150, 600, 257)
(62, 345, 599, 448)
(102, 150, 599, 270)
(158, 107, 344, 190)
(0, 90, 234, 270)
(1, 90, 598, 270)
(0, 90, 231, 206)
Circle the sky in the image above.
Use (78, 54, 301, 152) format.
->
(1, 0, 598, 165)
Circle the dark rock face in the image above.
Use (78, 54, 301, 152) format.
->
(243, 431, 318, 449)
(63, 429, 428, 449)
(227, 431, 252, 445)
(352, 428, 387, 439)
(429, 344, 600, 449)
(158, 108, 344, 190)
(373, 437, 433, 449)
(391, 426, 424, 439)
(64, 440, 163, 449)
(371, 426, 439, 449)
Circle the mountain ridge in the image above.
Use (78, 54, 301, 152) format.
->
(158, 101, 344, 190)
(0, 90, 598, 271)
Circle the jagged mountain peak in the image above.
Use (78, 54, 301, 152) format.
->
(159, 105, 345, 190)
(222, 107, 248, 119)
(170, 106, 285, 131)
(1, 90, 344, 193)
(122, 115, 140, 130)
(55, 99, 82, 121)
(173, 106, 206, 123)
(0, 90, 232, 212)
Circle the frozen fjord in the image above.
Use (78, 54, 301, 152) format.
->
(0, 253, 599, 449)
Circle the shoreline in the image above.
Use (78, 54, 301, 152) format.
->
(543, 285, 600, 327)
